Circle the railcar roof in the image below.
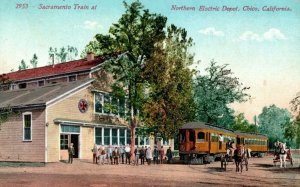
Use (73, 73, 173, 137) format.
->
(234, 131, 268, 139)
(181, 122, 235, 134)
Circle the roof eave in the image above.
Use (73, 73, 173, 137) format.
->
(45, 78, 94, 107)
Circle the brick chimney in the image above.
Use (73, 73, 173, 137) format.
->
(87, 52, 94, 61)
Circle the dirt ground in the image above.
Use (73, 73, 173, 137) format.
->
(0, 155, 299, 187)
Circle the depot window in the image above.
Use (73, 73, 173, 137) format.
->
(23, 112, 32, 141)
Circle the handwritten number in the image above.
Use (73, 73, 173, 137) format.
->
(16, 3, 28, 9)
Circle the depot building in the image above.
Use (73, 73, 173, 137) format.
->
(0, 53, 173, 163)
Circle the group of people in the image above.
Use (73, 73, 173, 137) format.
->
(92, 144, 173, 166)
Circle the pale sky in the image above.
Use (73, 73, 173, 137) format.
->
(0, 0, 299, 122)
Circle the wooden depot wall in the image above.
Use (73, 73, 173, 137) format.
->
(0, 109, 46, 162)
(46, 86, 95, 162)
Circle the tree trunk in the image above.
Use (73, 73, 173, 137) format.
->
(131, 125, 135, 162)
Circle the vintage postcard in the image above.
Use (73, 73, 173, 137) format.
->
(0, 0, 299, 186)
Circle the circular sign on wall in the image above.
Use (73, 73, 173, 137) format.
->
(78, 99, 88, 113)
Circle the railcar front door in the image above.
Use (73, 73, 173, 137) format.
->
(208, 132, 211, 153)
(179, 130, 187, 152)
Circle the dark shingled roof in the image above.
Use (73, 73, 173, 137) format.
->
(1, 52, 121, 82)
(181, 122, 235, 134)
(0, 78, 93, 109)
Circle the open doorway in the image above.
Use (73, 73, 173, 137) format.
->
(71, 134, 79, 158)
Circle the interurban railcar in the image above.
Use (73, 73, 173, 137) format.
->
(235, 131, 268, 157)
(179, 122, 268, 162)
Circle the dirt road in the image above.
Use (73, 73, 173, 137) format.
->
(0, 155, 299, 187)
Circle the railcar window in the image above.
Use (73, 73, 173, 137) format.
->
(224, 135, 228, 142)
(197, 132, 205, 142)
(237, 137, 241, 144)
(189, 130, 195, 142)
(180, 131, 186, 143)
(211, 133, 214, 141)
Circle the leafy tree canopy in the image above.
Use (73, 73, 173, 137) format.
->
(142, 25, 195, 139)
(289, 92, 300, 148)
(82, 1, 167, 119)
(258, 104, 292, 147)
(193, 60, 250, 128)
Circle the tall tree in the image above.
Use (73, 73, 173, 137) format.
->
(0, 107, 14, 130)
(67, 45, 78, 61)
(292, 114, 300, 148)
(193, 61, 250, 128)
(258, 104, 292, 147)
(48, 47, 56, 64)
(0, 74, 16, 124)
(0, 74, 13, 91)
(142, 25, 195, 139)
(49, 46, 78, 64)
(290, 92, 300, 112)
(82, 1, 167, 157)
(30, 53, 38, 68)
(18, 59, 28, 71)
(290, 92, 300, 148)
(232, 113, 257, 132)
(57, 47, 67, 63)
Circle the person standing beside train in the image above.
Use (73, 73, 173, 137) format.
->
(134, 146, 140, 166)
(228, 139, 235, 156)
(274, 140, 280, 157)
(119, 145, 125, 164)
(68, 143, 75, 164)
(159, 146, 165, 164)
(125, 144, 131, 165)
(153, 146, 159, 164)
(166, 147, 173, 164)
(92, 143, 98, 164)
(219, 134, 224, 150)
(99, 145, 106, 165)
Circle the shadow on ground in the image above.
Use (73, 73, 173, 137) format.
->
(252, 163, 274, 168)
(270, 167, 300, 174)
(0, 161, 45, 167)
